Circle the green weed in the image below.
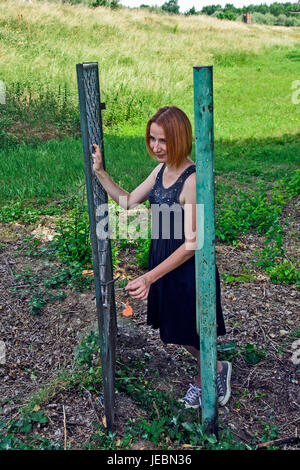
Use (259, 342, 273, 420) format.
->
(114, 354, 252, 450)
(75, 330, 100, 368)
(255, 231, 284, 270)
(85, 422, 118, 450)
(217, 341, 266, 364)
(243, 343, 266, 365)
(215, 184, 283, 243)
(72, 330, 102, 393)
(11, 263, 93, 315)
(253, 417, 279, 449)
(135, 237, 151, 269)
(11, 267, 66, 315)
(50, 202, 119, 270)
(0, 201, 61, 224)
(221, 272, 255, 284)
(0, 411, 62, 450)
(51, 205, 92, 268)
(265, 258, 300, 286)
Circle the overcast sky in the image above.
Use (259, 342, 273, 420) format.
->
(120, 0, 288, 12)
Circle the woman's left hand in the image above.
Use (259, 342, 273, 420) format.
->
(125, 274, 152, 300)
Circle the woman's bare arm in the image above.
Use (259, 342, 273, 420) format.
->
(126, 173, 197, 299)
(92, 144, 161, 209)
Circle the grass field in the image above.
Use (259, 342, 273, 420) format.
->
(0, 0, 300, 202)
(0, 0, 298, 279)
(0, 0, 299, 243)
(0, 1, 299, 451)
(2, 14, 300, 141)
(0, 132, 299, 202)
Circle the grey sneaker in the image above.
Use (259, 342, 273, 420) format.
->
(179, 383, 202, 409)
(217, 361, 232, 406)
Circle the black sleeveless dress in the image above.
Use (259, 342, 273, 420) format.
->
(147, 163, 226, 350)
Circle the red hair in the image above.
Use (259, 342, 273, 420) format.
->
(145, 106, 192, 168)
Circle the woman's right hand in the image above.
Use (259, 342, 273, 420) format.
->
(91, 144, 104, 174)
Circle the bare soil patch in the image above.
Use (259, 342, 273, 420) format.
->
(0, 220, 299, 450)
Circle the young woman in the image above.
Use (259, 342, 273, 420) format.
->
(92, 106, 231, 408)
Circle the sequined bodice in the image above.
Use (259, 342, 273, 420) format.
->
(148, 163, 196, 207)
(148, 163, 196, 240)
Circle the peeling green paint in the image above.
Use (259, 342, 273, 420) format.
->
(193, 66, 218, 436)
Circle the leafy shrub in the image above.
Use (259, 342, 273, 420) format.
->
(255, 228, 284, 269)
(51, 206, 91, 267)
(283, 169, 300, 196)
(265, 258, 299, 285)
(75, 330, 100, 367)
(216, 11, 237, 21)
(12, 268, 68, 315)
(88, 0, 120, 8)
(0, 201, 60, 224)
(238, 11, 300, 26)
(217, 341, 266, 364)
(275, 14, 288, 25)
(72, 330, 103, 392)
(215, 187, 281, 243)
(135, 237, 151, 269)
(252, 12, 277, 24)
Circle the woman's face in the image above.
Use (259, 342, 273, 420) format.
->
(149, 122, 168, 163)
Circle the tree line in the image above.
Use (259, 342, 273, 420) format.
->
(60, 1, 300, 26)
(141, 1, 300, 26)
(200, 2, 300, 18)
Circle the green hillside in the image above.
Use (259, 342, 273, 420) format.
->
(1, 0, 300, 141)
(0, 0, 299, 200)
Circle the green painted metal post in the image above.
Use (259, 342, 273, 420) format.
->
(193, 66, 218, 436)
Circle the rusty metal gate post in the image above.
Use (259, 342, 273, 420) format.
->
(76, 62, 116, 431)
(193, 66, 218, 436)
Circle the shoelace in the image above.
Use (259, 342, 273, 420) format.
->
(185, 384, 201, 403)
(217, 374, 224, 397)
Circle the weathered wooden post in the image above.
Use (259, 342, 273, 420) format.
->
(193, 66, 218, 436)
(76, 62, 117, 431)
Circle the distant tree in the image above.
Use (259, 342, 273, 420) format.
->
(110, 0, 120, 7)
(184, 6, 198, 15)
(89, 0, 107, 6)
(89, 0, 120, 8)
(162, 0, 180, 15)
(224, 3, 235, 10)
(223, 3, 239, 15)
(275, 13, 288, 24)
(217, 10, 236, 20)
(255, 3, 269, 14)
(201, 4, 222, 15)
(270, 2, 286, 16)
(201, 1, 300, 25)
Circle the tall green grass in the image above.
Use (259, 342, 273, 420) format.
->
(1, 1, 300, 147)
(0, 0, 299, 210)
(0, 139, 83, 201)
(1, 132, 299, 204)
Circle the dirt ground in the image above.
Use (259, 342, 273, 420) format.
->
(0, 214, 299, 450)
